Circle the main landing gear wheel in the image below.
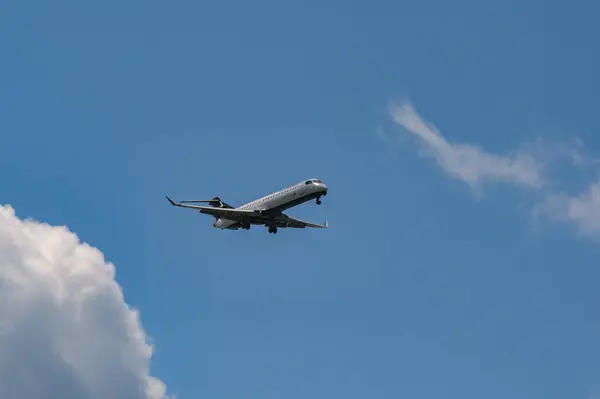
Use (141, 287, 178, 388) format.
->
(268, 226, 278, 234)
(242, 222, 250, 230)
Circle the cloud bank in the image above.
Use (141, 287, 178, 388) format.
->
(388, 101, 600, 239)
(0, 205, 171, 399)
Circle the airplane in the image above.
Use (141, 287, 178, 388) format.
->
(165, 178, 328, 234)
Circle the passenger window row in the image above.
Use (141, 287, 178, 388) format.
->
(240, 185, 299, 209)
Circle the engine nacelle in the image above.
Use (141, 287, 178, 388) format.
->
(213, 217, 237, 229)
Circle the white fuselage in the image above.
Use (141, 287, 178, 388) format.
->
(213, 178, 328, 229)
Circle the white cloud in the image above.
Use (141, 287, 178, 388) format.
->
(534, 182, 600, 238)
(388, 101, 544, 189)
(387, 100, 600, 240)
(0, 205, 172, 399)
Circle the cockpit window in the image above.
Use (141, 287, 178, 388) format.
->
(305, 180, 313, 185)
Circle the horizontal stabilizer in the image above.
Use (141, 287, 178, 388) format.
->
(175, 196, 234, 209)
(180, 199, 220, 203)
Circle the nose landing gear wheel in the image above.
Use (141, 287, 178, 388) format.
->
(316, 197, 322, 205)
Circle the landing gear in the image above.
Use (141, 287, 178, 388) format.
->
(268, 226, 278, 234)
(316, 190, 327, 205)
(241, 222, 251, 230)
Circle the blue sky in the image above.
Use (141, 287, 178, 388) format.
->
(2, 0, 600, 397)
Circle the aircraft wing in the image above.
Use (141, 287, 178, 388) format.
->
(165, 196, 266, 221)
(275, 214, 328, 229)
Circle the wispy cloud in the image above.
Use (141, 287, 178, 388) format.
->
(534, 182, 600, 237)
(388, 101, 544, 189)
(387, 100, 600, 240)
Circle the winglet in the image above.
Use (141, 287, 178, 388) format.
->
(165, 196, 177, 206)
(324, 220, 328, 228)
